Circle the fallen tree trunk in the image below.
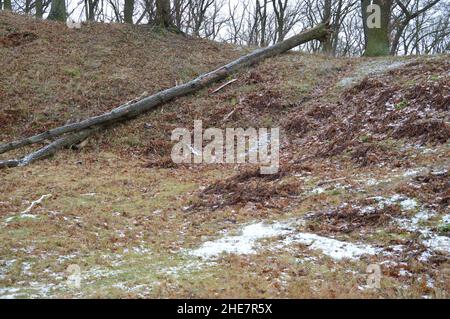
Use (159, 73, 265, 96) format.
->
(0, 23, 329, 168)
(0, 126, 103, 169)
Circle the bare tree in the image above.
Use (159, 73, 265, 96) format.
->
(391, 0, 441, 54)
(225, 0, 246, 44)
(5, 0, 448, 56)
(272, 0, 287, 42)
(84, 0, 100, 21)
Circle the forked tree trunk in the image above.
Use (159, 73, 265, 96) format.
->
(0, 23, 330, 169)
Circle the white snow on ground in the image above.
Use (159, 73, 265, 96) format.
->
(370, 194, 419, 210)
(399, 198, 419, 210)
(281, 232, 381, 260)
(190, 220, 380, 261)
(423, 236, 450, 254)
(189, 190, 448, 262)
(0, 281, 60, 299)
(310, 187, 326, 195)
(396, 209, 450, 254)
(0, 287, 23, 299)
(190, 222, 292, 258)
(368, 195, 450, 255)
(403, 168, 425, 177)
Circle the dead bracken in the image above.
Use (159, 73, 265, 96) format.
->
(0, 31, 38, 47)
(306, 200, 404, 234)
(195, 166, 302, 209)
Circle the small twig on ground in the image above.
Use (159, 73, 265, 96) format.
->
(222, 106, 241, 123)
(20, 194, 52, 215)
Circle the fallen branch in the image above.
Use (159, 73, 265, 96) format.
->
(0, 126, 102, 168)
(0, 23, 329, 168)
(20, 194, 52, 215)
(210, 78, 238, 94)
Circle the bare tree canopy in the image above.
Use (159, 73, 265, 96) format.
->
(3, 0, 447, 56)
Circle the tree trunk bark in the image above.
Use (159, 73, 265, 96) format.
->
(156, 0, 171, 28)
(35, 0, 43, 18)
(124, 0, 134, 24)
(362, 0, 392, 56)
(391, 22, 407, 55)
(47, 0, 67, 22)
(321, 0, 333, 54)
(0, 23, 330, 168)
(4, 0, 11, 10)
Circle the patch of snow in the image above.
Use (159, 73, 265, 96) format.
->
(282, 233, 381, 260)
(57, 254, 79, 264)
(360, 205, 376, 214)
(189, 220, 380, 261)
(21, 262, 33, 276)
(0, 287, 23, 299)
(0, 281, 60, 299)
(0, 259, 17, 280)
(162, 260, 208, 277)
(423, 236, 450, 254)
(399, 198, 418, 210)
(420, 148, 436, 154)
(366, 179, 379, 186)
(431, 168, 448, 176)
(403, 168, 425, 177)
(369, 194, 418, 211)
(190, 222, 292, 258)
(396, 209, 436, 235)
(131, 245, 152, 254)
(395, 209, 449, 255)
(411, 210, 436, 225)
(418, 275, 435, 289)
(398, 269, 413, 277)
(311, 187, 326, 195)
(295, 256, 318, 264)
(418, 250, 432, 262)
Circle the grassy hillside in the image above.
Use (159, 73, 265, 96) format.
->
(0, 12, 449, 298)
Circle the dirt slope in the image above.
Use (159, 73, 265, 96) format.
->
(0, 11, 240, 140)
(0, 12, 449, 298)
